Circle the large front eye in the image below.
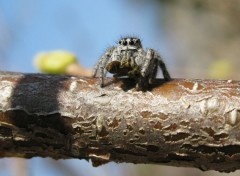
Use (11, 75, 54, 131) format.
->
(129, 40, 134, 45)
(123, 40, 127, 46)
(118, 41, 122, 45)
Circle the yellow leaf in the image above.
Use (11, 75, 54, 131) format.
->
(34, 50, 77, 74)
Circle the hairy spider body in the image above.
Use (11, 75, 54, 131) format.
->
(92, 37, 171, 89)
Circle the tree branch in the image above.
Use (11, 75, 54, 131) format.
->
(0, 71, 239, 172)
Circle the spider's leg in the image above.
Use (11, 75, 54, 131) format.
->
(92, 47, 115, 87)
(136, 48, 155, 89)
(134, 48, 145, 67)
(100, 66, 109, 87)
(92, 63, 98, 78)
(129, 48, 144, 89)
(141, 49, 152, 76)
(148, 62, 158, 85)
(92, 47, 115, 77)
(155, 51, 172, 81)
(92, 59, 102, 78)
(145, 49, 159, 85)
(158, 60, 171, 81)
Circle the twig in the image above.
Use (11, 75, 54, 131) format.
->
(0, 72, 239, 172)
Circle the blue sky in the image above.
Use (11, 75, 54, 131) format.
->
(0, 0, 170, 73)
(0, 1, 170, 175)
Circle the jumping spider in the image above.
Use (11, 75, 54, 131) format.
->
(92, 37, 171, 89)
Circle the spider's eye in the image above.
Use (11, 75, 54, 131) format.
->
(123, 40, 127, 46)
(119, 41, 122, 45)
(129, 40, 134, 45)
(136, 39, 140, 44)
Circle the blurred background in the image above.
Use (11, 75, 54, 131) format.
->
(0, 0, 240, 175)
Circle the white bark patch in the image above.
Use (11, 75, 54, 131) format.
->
(229, 109, 238, 125)
(69, 81, 78, 92)
(0, 81, 15, 109)
(78, 79, 88, 83)
(200, 97, 220, 116)
(192, 82, 199, 92)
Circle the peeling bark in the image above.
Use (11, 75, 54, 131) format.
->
(0, 72, 240, 172)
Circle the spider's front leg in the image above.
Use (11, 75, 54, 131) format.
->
(135, 49, 154, 89)
(92, 47, 115, 87)
(144, 49, 172, 86)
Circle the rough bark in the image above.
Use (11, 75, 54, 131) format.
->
(0, 71, 239, 172)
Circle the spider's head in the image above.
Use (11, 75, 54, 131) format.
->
(118, 37, 142, 51)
